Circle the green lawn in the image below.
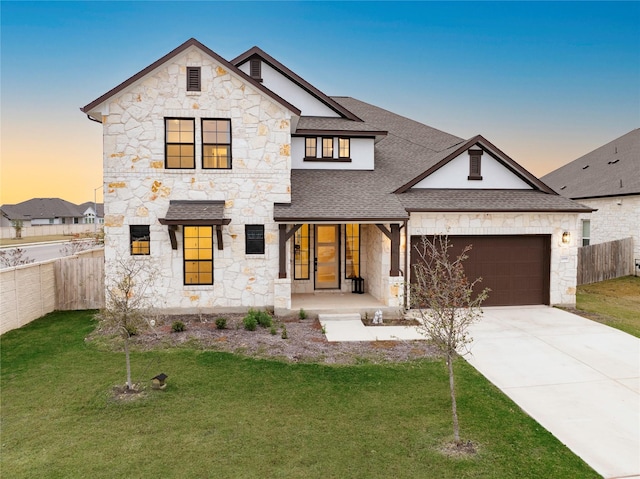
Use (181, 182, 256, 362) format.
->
(577, 276, 640, 337)
(0, 235, 72, 246)
(1, 311, 599, 478)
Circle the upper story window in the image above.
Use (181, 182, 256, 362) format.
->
(338, 138, 350, 159)
(322, 137, 334, 158)
(165, 118, 195, 169)
(186, 67, 201, 92)
(245, 225, 265, 254)
(130, 225, 150, 255)
(468, 149, 483, 180)
(305, 137, 317, 158)
(202, 119, 232, 169)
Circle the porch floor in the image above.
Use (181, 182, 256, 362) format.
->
(291, 292, 402, 318)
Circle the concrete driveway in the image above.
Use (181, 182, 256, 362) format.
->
(466, 306, 640, 479)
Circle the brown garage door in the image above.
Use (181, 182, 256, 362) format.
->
(410, 235, 550, 306)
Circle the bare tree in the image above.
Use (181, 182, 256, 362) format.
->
(0, 248, 35, 268)
(411, 235, 489, 446)
(59, 230, 104, 256)
(96, 258, 155, 391)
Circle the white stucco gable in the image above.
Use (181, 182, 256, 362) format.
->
(238, 61, 339, 117)
(395, 135, 555, 195)
(413, 149, 533, 189)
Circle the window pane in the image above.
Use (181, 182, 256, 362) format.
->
(305, 138, 317, 157)
(183, 227, 213, 284)
(339, 138, 350, 158)
(322, 138, 333, 158)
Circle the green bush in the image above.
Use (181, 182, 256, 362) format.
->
(245, 308, 272, 328)
(215, 317, 227, 330)
(298, 308, 307, 320)
(243, 315, 257, 331)
(269, 325, 277, 335)
(281, 325, 288, 339)
(171, 321, 186, 333)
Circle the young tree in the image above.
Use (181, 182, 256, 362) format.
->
(97, 258, 155, 391)
(11, 219, 23, 239)
(411, 235, 489, 446)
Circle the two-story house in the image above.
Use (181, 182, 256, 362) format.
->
(81, 38, 591, 315)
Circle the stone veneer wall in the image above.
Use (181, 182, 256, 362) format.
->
(101, 47, 292, 312)
(578, 195, 640, 259)
(409, 212, 582, 306)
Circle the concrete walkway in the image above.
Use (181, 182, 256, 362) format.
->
(319, 306, 640, 479)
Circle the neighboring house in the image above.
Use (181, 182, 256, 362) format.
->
(0, 205, 32, 228)
(542, 129, 640, 259)
(79, 202, 105, 225)
(0, 198, 104, 226)
(81, 38, 591, 314)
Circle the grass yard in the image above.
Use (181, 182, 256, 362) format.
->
(0, 235, 72, 246)
(1, 311, 599, 478)
(576, 276, 640, 337)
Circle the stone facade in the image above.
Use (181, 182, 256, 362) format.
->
(409, 212, 582, 306)
(578, 195, 640, 259)
(101, 46, 292, 312)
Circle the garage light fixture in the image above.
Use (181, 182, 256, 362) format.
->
(562, 232, 571, 245)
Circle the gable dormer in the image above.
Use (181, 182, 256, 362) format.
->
(395, 135, 557, 193)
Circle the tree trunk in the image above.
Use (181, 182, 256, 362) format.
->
(447, 353, 461, 445)
(124, 337, 132, 390)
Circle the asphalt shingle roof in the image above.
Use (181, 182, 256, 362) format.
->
(541, 129, 639, 199)
(160, 200, 228, 224)
(0, 198, 101, 220)
(398, 189, 593, 212)
(276, 97, 591, 220)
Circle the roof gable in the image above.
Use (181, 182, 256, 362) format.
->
(232, 46, 361, 121)
(541, 128, 639, 199)
(394, 135, 556, 194)
(81, 38, 301, 119)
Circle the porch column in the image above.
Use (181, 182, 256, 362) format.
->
(390, 223, 401, 277)
(278, 224, 303, 279)
(376, 223, 402, 277)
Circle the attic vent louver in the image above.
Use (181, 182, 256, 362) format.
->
(582, 165, 589, 169)
(187, 67, 201, 92)
(608, 159, 619, 164)
(250, 58, 262, 82)
(560, 186, 566, 190)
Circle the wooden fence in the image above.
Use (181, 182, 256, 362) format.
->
(0, 249, 104, 335)
(577, 237, 634, 285)
(54, 254, 105, 311)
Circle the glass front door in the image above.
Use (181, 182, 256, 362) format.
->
(315, 225, 339, 289)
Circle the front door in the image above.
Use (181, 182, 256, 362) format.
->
(315, 225, 339, 289)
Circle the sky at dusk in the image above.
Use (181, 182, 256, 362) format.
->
(1, 1, 638, 205)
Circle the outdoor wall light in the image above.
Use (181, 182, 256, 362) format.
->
(562, 232, 571, 245)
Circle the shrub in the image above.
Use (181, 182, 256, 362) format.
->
(171, 321, 186, 333)
(298, 308, 307, 320)
(270, 325, 277, 335)
(245, 308, 272, 328)
(215, 317, 227, 330)
(243, 315, 257, 331)
(281, 325, 288, 340)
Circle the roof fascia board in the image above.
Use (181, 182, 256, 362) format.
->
(293, 129, 387, 138)
(232, 46, 362, 122)
(394, 135, 556, 194)
(81, 38, 301, 119)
